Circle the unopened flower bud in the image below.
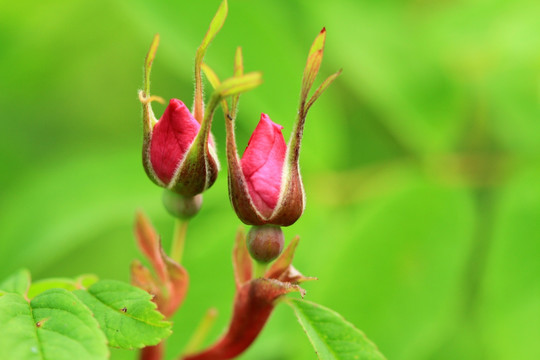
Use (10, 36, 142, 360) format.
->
(162, 190, 203, 220)
(226, 28, 340, 227)
(138, 0, 229, 199)
(141, 96, 220, 197)
(247, 225, 284, 263)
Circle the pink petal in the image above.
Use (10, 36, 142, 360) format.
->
(240, 114, 287, 217)
(150, 99, 200, 184)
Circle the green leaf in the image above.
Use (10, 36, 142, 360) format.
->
(0, 268, 31, 295)
(201, 63, 230, 114)
(0, 289, 108, 360)
(216, 72, 263, 98)
(305, 69, 342, 113)
(301, 28, 326, 103)
(193, 0, 229, 122)
(196, 0, 228, 64)
(143, 33, 160, 96)
(27, 275, 98, 299)
(287, 298, 386, 360)
(73, 280, 171, 349)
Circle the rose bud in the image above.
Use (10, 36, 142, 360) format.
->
(140, 93, 220, 197)
(138, 1, 261, 200)
(138, 0, 225, 198)
(224, 28, 342, 226)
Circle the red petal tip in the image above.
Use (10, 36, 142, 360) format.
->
(260, 113, 284, 130)
(168, 98, 186, 110)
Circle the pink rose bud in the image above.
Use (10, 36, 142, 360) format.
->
(241, 114, 287, 217)
(139, 9, 262, 199)
(139, 33, 220, 197)
(138, 1, 239, 198)
(141, 96, 220, 197)
(226, 28, 341, 226)
(226, 112, 305, 226)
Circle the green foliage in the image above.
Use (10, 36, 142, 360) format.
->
(196, 0, 228, 62)
(0, 289, 108, 360)
(0, 268, 30, 295)
(74, 280, 171, 349)
(0, 272, 171, 358)
(288, 299, 386, 360)
(0, 0, 539, 359)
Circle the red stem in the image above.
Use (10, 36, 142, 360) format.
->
(140, 342, 164, 360)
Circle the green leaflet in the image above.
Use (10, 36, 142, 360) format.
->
(74, 279, 171, 349)
(0, 289, 108, 360)
(0, 271, 170, 353)
(0, 268, 31, 295)
(288, 299, 386, 360)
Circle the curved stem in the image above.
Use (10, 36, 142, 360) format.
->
(253, 261, 269, 278)
(140, 342, 164, 360)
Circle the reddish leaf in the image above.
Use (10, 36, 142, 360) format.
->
(232, 228, 252, 289)
(265, 236, 300, 279)
(265, 237, 316, 284)
(134, 212, 167, 283)
(276, 265, 317, 284)
(160, 247, 189, 317)
(130, 260, 160, 298)
(133, 212, 189, 317)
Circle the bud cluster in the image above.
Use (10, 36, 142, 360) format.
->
(133, 1, 340, 359)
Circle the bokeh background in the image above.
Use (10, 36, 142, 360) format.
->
(1, 0, 539, 359)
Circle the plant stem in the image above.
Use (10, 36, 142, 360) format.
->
(170, 219, 188, 264)
(253, 261, 268, 278)
(184, 308, 219, 355)
(140, 342, 164, 360)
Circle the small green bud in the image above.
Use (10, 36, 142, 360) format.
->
(162, 190, 203, 220)
(247, 225, 284, 263)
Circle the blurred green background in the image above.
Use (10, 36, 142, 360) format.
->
(1, 0, 539, 359)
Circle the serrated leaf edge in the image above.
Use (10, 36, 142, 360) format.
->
(75, 281, 172, 349)
(25, 289, 109, 359)
(287, 298, 386, 360)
